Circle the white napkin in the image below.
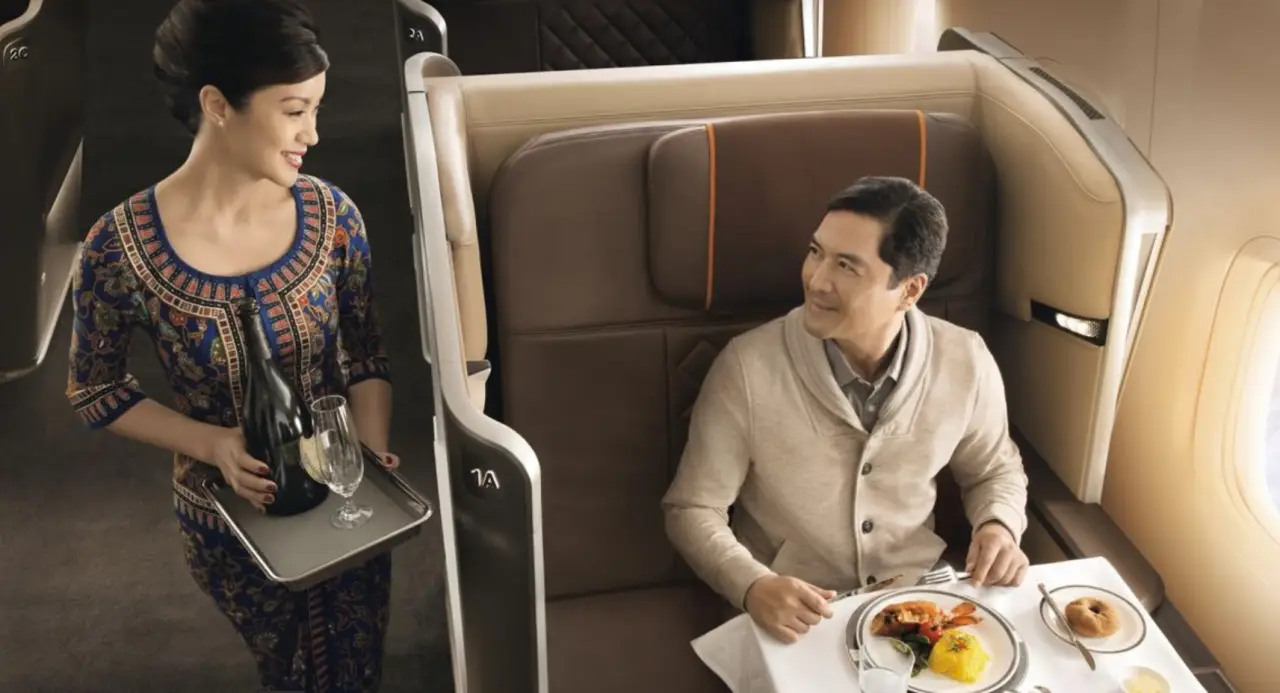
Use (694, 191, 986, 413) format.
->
(691, 614, 777, 693)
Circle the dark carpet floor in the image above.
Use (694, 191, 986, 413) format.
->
(0, 1, 453, 691)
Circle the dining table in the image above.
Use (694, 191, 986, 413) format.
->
(690, 556, 1208, 692)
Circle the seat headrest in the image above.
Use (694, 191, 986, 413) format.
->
(646, 109, 993, 312)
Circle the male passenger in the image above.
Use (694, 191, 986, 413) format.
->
(662, 176, 1029, 644)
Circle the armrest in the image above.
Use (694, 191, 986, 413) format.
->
(1017, 433, 1238, 689)
(466, 359, 491, 411)
(1014, 430, 1166, 611)
(1152, 600, 1221, 674)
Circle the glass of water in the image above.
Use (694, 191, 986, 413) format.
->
(311, 395, 372, 529)
(858, 642, 914, 693)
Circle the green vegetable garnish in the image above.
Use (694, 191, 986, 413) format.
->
(884, 634, 935, 677)
(904, 633, 932, 649)
(912, 655, 928, 677)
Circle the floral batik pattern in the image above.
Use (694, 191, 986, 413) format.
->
(66, 175, 394, 693)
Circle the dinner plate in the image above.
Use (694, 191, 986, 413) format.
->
(1038, 584, 1147, 654)
(853, 588, 1024, 693)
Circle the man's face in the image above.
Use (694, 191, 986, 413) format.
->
(800, 211, 926, 341)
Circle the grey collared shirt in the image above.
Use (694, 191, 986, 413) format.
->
(823, 321, 908, 432)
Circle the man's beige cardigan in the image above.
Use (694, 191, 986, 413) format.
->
(662, 306, 1028, 610)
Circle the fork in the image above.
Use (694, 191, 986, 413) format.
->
(917, 563, 973, 586)
(833, 564, 972, 602)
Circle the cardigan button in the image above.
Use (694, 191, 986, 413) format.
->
(861, 520, 874, 533)
(866, 575, 877, 585)
(861, 463, 872, 475)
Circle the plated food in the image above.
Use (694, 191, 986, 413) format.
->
(871, 600, 990, 683)
(927, 630, 991, 684)
(1119, 665, 1171, 693)
(1064, 596, 1121, 637)
(1038, 584, 1147, 654)
(851, 588, 1025, 693)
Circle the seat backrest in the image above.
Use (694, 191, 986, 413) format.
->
(487, 109, 996, 600)
(1, 0, 29, 24)
(423, 0, 801, 75)
(0, 0, 85, 377)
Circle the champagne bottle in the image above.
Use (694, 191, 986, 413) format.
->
(235, 297, 329, 516)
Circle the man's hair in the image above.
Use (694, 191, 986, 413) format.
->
(825, 176, 948, 287)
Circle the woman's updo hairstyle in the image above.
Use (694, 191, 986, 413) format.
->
(153, 0, 330, 134)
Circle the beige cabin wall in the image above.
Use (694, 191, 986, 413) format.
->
(1105, 3, 1280, 692)
(848, 1, 1280, 690)
(935, 0, 1160, 153)
(821, 0, 923, 56)
(822, 0, 1160, 150)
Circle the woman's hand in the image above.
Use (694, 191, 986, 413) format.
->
(374, 452, 400, 471)
(206, 427, 276, 511)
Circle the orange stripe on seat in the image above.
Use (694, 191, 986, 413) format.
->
(916, 110, 928, 188)
(705, 123, 718, 311)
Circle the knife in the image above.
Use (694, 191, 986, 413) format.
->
(832, 573, 904, 602)
(1038, 582, 1096, 671)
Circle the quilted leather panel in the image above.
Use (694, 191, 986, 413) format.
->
(539, 0, 750, 70)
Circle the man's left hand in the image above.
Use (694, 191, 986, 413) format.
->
(375, 452, 401, 471)
(964, 522, 1029, 587)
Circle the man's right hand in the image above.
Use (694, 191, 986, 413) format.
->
(206, 427, 276, 511)
(743, 575, 837, 644)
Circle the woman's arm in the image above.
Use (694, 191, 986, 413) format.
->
(105, 402, 274, 507)
(348, 379, 392, 454)
(67, 214, 212, 458)
(333, 189, 394, 457)
(66, 215, 151, 428)
(104, 400, 228, 462)
(66, 213, 273, 505)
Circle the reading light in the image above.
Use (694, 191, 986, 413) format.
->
(1031, 300, 1108, 346)
(1055, 312, 1103, 339)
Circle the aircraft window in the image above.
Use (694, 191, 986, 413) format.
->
(1201, 239, 1280, 540)
(1265, 365, 1280, 511)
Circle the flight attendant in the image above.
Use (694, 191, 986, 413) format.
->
(65, 1, 399, 690)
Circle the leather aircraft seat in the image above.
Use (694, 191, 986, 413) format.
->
(399, 0, 805, 77)
(403, 32, 1169, 692)
(482, 108, 993, 693)
(1, 0, 29, 23)
(0, 0, 87, 383)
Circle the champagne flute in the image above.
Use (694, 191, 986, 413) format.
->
(310, 395, 373, 529)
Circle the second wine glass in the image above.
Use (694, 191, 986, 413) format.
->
(310, 394, 373, 529)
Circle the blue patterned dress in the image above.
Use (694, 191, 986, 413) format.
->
(66, 175, 394, 692)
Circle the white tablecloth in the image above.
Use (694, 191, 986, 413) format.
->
(692, 557, 1207, 692)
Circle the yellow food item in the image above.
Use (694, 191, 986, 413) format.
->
(927, 630, 989, 683)
(1123, 671, 1168, 693)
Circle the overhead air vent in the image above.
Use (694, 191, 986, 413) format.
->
(1030, 67, 1106, 120)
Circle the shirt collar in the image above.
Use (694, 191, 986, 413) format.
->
(824, 319, 909, 390)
